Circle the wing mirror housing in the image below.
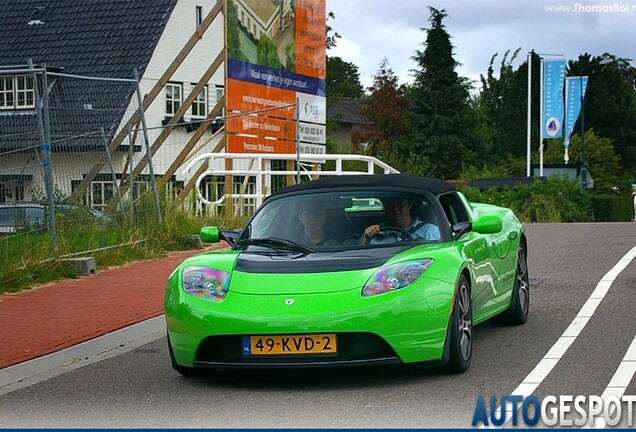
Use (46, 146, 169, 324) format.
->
(472, 215, 503, 234)
(452, 215, 502, 239)
(199, 226, 240, 246)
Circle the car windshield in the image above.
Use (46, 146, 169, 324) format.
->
(240, 191, 443, 251)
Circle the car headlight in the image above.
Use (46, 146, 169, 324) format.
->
(182, 265, 230, 302)
(362, 259, 434, 297)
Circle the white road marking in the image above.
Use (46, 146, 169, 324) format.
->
(590, 335, 636, 428)
(481, 245, 636, 428)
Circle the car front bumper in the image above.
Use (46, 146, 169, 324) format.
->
(165, 275, 455, 369)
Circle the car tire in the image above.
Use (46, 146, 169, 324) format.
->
(167, 335, 210, 377)
(491, 244, 529, 326)
(445, 274, 472, 374)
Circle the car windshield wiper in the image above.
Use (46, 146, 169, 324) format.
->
(237, 237, 315, 254)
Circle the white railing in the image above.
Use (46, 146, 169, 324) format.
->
(181, 153, 399, 212)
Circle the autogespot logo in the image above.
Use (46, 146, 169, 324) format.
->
(472, 394, 636, 427)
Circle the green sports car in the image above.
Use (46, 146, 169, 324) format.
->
(165, 174, 528, 375)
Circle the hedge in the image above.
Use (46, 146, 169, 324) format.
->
(589, 194, 634, 222)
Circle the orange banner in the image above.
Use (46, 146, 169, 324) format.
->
(227, 135, 296, 154)
(227, 115, 296, 141)
(226, 79, 296, 116)
(296, 0, 326, 79)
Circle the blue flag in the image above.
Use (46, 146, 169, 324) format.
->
(564, 76, 588, 150)
(542, 59, 567, 138)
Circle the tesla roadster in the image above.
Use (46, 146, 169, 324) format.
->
(165, 174, 528, 375)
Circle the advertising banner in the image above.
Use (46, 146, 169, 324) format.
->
(227, 135, 296, 154)
(564, 76, 588, 151)
(298, 122, 326, 144)
(298, 142, 326, 155)
(542, 59, 567, 138)
(225, 0, 326, 154)
(297, 91, 326, 124)
(226, 115, 296, 141)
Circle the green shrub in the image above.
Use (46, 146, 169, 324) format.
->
(589, 195, 634, 222)
(459, 177, 591, 223)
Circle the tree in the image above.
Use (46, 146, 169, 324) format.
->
(476, 49, 541, 162)
(406, 7, 478, 178)
(326, 56, 364, 100)
(357, 58, 409, 156)
(326, 11, 340, 51)
(568, 54, 636, 179)
(543, 130, 621, 193)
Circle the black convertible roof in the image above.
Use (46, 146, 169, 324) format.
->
(273, 174, 456, 196)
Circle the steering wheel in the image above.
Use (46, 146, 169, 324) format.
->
(367, 226, 413, 244)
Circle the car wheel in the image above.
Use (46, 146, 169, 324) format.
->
(167, 335, 209, 377)
(445, 275, 472, 373)
(491, 245, 529, 326)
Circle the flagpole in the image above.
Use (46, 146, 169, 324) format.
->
(564, 79, 570, 163)
(527, 52, 532, 177)
(539, 57, 544, 177)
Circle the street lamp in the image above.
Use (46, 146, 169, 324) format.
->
(580, 57, 614, 189)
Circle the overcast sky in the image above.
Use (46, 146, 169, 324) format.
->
(327, 0, 636, 91)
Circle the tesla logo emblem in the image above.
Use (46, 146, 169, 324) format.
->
(285, 299, 295, 306)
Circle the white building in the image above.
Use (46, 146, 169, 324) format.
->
(0, 0, 230, 210)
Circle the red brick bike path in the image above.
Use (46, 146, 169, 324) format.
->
(0, 244, 226, 369)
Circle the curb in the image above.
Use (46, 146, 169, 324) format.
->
(0, 315, 165, 397)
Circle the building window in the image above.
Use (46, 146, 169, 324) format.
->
(0, 75, 34, 110)
(16, 75, 35, 108)
(165, 83, 182, 116)
(131, 181, 148, 201)
(215, 85, 224, 103)
(191, 85, 207, 118)
(215, 85, 225, 116)
(0, 76, 14, 109)
(90, 181, 114, 212)
(233, 176, 255, 216)
(195, 5, 203, 27)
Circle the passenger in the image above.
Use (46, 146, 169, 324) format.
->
(298, 202, 335, 246)
(359, 198, 440, 244)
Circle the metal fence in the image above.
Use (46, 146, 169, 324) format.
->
(0, 64, 161, 267)
(183, 152, 400, 216)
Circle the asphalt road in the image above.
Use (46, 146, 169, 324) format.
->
(1, 223, 635, 428)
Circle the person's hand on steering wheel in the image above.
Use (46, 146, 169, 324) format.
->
(359, 225, 413, 244)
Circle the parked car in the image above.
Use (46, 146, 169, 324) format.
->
(165, 175, 529, 375)
(0, 202, 46, 235)
(54, 204, 112, 226)
(0, 201, 111, 235)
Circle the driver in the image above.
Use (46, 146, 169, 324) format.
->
(359, 198, 440, 244)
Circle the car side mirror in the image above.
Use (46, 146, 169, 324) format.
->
(200, 226, 220, 243)
(472, 215, 503, 234)
(199, 226, 240, 246)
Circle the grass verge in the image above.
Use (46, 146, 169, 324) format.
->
(0, 204, 247, 294)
